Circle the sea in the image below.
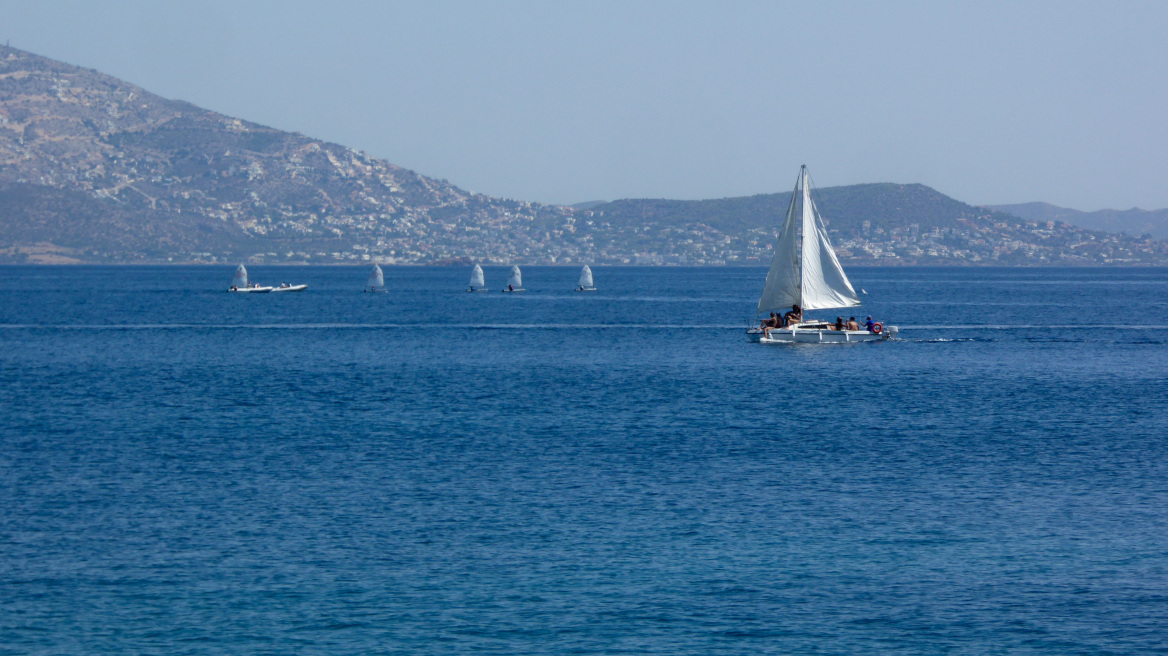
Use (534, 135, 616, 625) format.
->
(2, 265, 1167, 655)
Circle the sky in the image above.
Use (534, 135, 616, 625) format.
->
(2, 0, 1166, 210)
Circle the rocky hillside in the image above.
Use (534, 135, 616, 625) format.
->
(0, 45, 573, 264)
(2, 44, 1166, 266)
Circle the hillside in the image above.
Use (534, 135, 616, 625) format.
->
(1, 44, 1166, 266)
(0, 45, 573, 264)
(989, 202, 1168, 240)
(582, 184, 1168, 265)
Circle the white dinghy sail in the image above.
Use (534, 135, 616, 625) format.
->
(575, 265, 596, 291)
(503, 265, 524, 292)
(467, 264, 488, 292)
(751, 165, 895, 343)
(365, 264, 386, 292)
(227, 263, 272, 293)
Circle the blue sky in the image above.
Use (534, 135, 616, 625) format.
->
(2, 1, 1166, 210)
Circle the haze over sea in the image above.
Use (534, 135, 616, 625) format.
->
(2, 265, 1167, 655)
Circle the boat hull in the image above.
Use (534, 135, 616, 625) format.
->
(228, 286, 272, 293)
(272, 285, 307, 292)
(747, 325, 894, 343)
(575, 287, 597, 292)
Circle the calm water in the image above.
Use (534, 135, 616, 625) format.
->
(2, 265, 1167, 655)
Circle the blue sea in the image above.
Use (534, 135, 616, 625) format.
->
(2, 265, 1167, 655)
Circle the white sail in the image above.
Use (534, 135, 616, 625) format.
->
(757, 182, 802, 315)
(507, 265, 523, 290)
(232, 264, 248, 288)
(799, 177, 860, 310)
(577, 265, 594, 288)
(757, 166, 860, 315)
(367, 264, 384, 290)
(469, 264, 485, 289)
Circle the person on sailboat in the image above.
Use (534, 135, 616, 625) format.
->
(834, 317, 844, 331)
(782, 305, 802, 327)
(846, 317, 861, 331)
(759, 312, 778, 330)
(865, 316, 876, 331)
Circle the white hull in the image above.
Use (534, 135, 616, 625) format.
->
(747, 322, 895, 344)
(575, 286, 597, 292)
(272, 284, 307, 293)
(502, 288, 525, 293)
(365, 288, 388, 293)
(228, 286, 273, 293)
(466, 287, 490, 293)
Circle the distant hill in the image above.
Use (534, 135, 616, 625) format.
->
(581, 185, 1168, 265)
(0, 45, 572, 264)
(1, 44, 1166, 266)
(587, 183, 1001, 235)
(988, 202, 1168, 240)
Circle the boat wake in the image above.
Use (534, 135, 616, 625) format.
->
(904, 337, 992, 343)
(905, 324, 1167, 330)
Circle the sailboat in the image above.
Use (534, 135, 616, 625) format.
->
(502, 265, 525, 292)
(365, 263, 387, 292)
(226, 263, 272, 293)
(466, 264, 489, 292)
(749, 165, 896, 343)
(574, 264, 596, 292)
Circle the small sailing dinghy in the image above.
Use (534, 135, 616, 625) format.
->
(749, 165, 896, 344)
(502, 265, 525, 292)
(466, 264, 489, 292)
(575, 264, 596, 292)
(226, 264, 272, 293)
(365, 263, 387, 292)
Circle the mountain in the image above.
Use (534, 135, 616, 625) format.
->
(0, 45, 574, 264)
(2, 44, 1166, 266)
(988, 202, 1168, 240)
(579, 185, 1168, 265)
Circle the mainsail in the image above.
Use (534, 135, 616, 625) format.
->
(367, 264, 384, 290)
(757, 166, 861, 315)
(578, 265, 593, 288)
(469, 264, 486, 289)
(232, 264, 248, 288)
(507, 265, 523, 289)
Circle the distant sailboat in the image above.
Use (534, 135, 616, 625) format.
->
(227, 263, 272, 293)
(231, 264, 247, 288)
(365, 263, 387, 292)
(749, 165, 895, 343)
(575, 264, 596, 292)
(467, 264, 489, 292)
(502, 265, 525, 292)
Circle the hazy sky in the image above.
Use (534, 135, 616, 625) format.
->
(2, 1, 1166, 210)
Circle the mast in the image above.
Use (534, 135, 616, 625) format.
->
(798, 165, 807, 300)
